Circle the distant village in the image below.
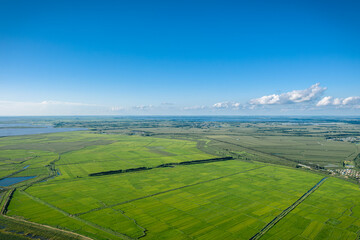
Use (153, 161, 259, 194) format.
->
(327, 136, 360, 143)
(297, 163, 360, 183)
(330, 168, 360, 179)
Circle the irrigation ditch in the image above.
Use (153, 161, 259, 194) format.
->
(249, 177, 328, 240)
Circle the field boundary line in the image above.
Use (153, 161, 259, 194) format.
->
(0, 189, 93, 240)
(75, 166, 266, 216)
(0, 167, 29, 181)
(0, 188, 15, 214)
(19, 190, 135, 240)
(112, 207, 148, 239)
(2, 214, 93, 240)
(249, 177, 328, 240)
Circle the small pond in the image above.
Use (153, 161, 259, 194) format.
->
(0, 176, 36, 187)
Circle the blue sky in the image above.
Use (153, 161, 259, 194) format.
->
(0, 0, 359, 115)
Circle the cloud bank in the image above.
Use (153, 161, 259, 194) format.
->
(201, 83, 359, 114)
(1, 83, 359, 115)
(316, 96, 360, 107)
(212, 102, 242, 109)
(249, 83, 326, 105)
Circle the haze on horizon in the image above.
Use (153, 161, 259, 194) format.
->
(1, 0, 359, 116)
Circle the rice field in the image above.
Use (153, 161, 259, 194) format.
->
(262, 177, 360, 240)
(2, 131, 360, 239)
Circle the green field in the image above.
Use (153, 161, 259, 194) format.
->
(56, 135, 215, 179)
(207, 134, 358, 168)
(8, 159, 328, 240)
(263, 177, 360, 240)
(1, 124, 360, 239)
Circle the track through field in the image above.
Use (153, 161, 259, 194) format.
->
(249, 177, 328, 240)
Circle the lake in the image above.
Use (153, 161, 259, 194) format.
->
(0, 123, 86, 137)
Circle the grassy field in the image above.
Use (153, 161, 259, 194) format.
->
(1, 124, 360, 239)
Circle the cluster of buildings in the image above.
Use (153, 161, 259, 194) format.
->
(328, 136, 360, 143)
(295, 161, 360, 182)
(330, 168, 360, 179)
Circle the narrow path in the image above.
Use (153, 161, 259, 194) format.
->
(249, 177, 328, 240)
(76, 166, 266, 216)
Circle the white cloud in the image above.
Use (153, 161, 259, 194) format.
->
(316, 96, 360, 107)
(343, 96, 360, 105)
(212, 101, 242, 109)
(316, 96, 333, 106)
(2, 82, 359, 116)
(250, 94, 280, 105)
(213, 102, 230, 109)
(250, 83, 326, 105)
